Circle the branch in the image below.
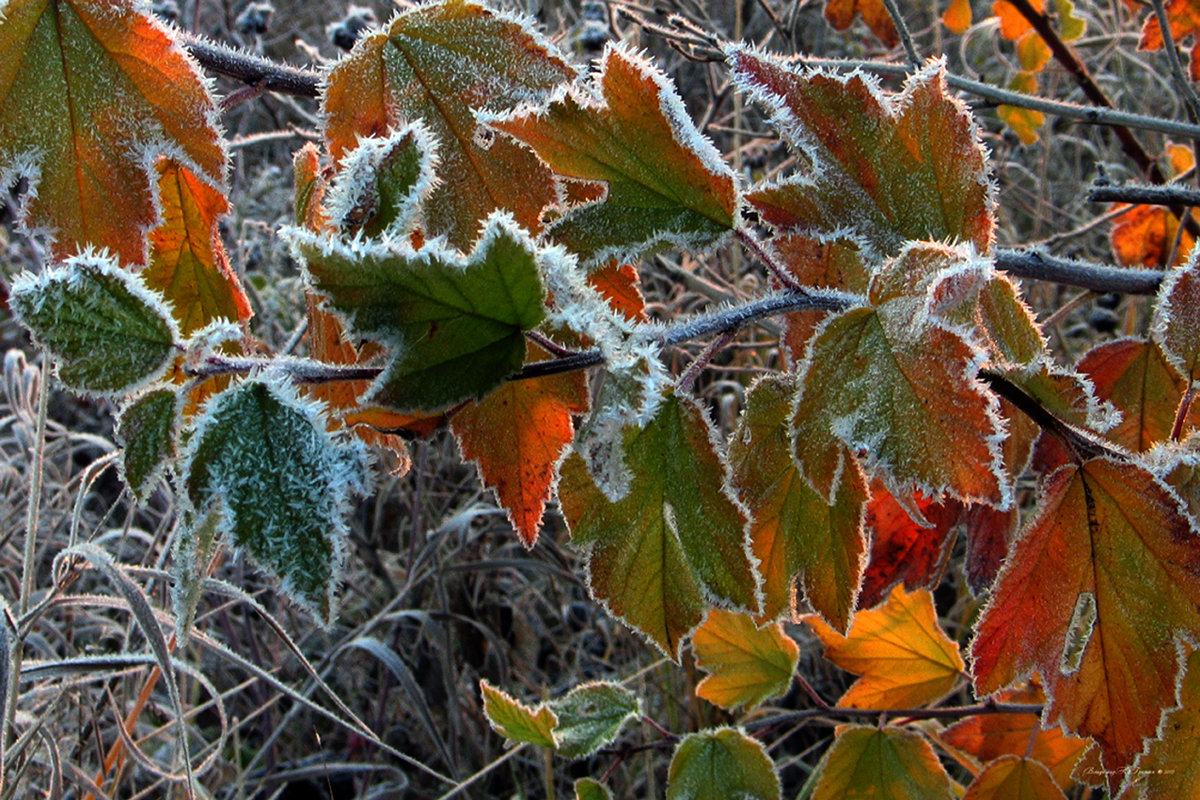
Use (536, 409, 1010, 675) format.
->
(1088, 180, 1200, 208)
(744, 700, 1046, 731)
(994, 248, 1164, 295)
(178, 31, 321, 98)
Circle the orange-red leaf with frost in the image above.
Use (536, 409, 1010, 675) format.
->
(452, 343, 589, 546)
(0, 0, 224, 264)
(808, 585, 965, 709)
(587, 263, 647, 322)
(971, 458, 1200, 794)
(1138, 0, 1200, 82)
(823, 0, 900, 48)
(143, 161, 251, 336)
(1117, 648, 1200, 800)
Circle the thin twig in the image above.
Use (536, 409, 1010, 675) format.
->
(878, 0, 921, 69)
(744, 700, 1046, 731)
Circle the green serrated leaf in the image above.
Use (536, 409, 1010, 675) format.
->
(182, 378, 369, 625)
(293, 213, 548, 412)
(813, 725, 954, 800)
(559, 391, 760, 660)
(117, 387, 180, 502)
(480, 680, 557, 749)
(491, 44, 738, 264)
(9, 254, 179, 395)
(575, 778, 613, 800)
(667, 728, 781, 800)
(549, 682, 640, 759)
(327, 123, 438, 239)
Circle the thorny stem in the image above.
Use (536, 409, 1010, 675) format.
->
(1088, 179, 1200, 208)
(179, 31, 320, 98)
(994, 248, 1164, 295)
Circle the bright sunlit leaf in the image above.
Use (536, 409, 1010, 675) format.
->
(998, 72, 1045, 145)
(972, 457, 1200, 793)
(322, 0, 574, 249)
(1137, 0, 1200, 82)
(693, 610, 799, 711)
(480, 680, 558, 749)
(943, 0, 972, 33)
(558, 391, 760, 661)
(0, 0, 225, 264)
(491, 45, 738, 264)
(808, 585, 965, 710)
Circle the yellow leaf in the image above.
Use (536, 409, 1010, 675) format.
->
(964, 756, 1067, 800)
(693, 610, 799, 711)
(998, 73, 1044, 145)
(806, 585, 965, 709)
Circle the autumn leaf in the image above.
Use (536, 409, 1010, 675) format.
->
(0, 0, 225, 264)
(588, 262, 647, 322)
(692, 610, 799, 711)
(963, 756, 1067, 800)
(971, 457, 1200, 792)
(729, 374, 867, 629)
(1153, 249, 1200, 383)
(998, 73, 1045, 145)
(963, 502, 1019, 593)
(322, 0, 574, 249)
(1111, 203, 1197, 268)
(490, 45, 738, 264)
(790, 243, 1008, 506)
(480, 680, 557, 749)
(451, 342, 589, 547)
(1118, 648, 1200, 799)
(1137, 0, 1200, 82)
(940, 684, 1090, 791)
(943, 0, 973, 33)
(731, 50, 993, 259)
(291, 213, 549, 413)
(667, 728, 781, 800)
(807, 585, 965, 710)
(822, 0, 899, 48)
(558, 390, 759, 660)
(813, 725, 955, 800)
(143, 160, 251, 336)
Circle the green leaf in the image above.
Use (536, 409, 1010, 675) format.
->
(575, 778, 614, 800)
(181, 378, 370, 625)
(325, 123, 439, 239)
(490, 44, 738, 264)
(559, 391, 760, 660)
(322, 0, 574, 250)
(791, 243, 1007, 506)
(666, 728, 781, 800)
(0, 0, 225, 264)
(549, 681, 640, 759)
(9, 254, 179, 395)
(292, 213, 549, 412)
(116, 388, 180, 502)
(730, 49, 994, 259)
(813, 725, 955, 800)
(730, 374, 867, 629)
(171, 506, 221, 636)
(479, 680, 557, 749)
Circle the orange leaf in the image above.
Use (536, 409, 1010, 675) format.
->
(1111, 204, 1197, 267)
(692, 610, 799, 711)
(823, 0, 900, 48)
(452, 343, 589, 546)
(963, 756, 1067, 800)
(971, 458, 1200, 793)
(0, 0, 224, 264)
(941, 684, 1089, 790)
(143, 160, 251, 336)
(322, 0, 573, 250)
(994, 0, 1039, 39)
(587, 262, 647, 322)
(1138, 0, 1200, 83)
(943, 0, 973, 33)
(1117, 648, 1200, 799)
(807, 585, 965, 709)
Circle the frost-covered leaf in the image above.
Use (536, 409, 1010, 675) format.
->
(808, 585, 965, 709)
(858, 482, 961, 610)
(1153, 252, 1200, 384)
(548, 681, 639, 759)
(693, 610, 799, 711)
(972, 457, 1200, 793)
(0, 0, 224, 264)
(480, 680, 557, 749)
(731, 50, 993, 259)
(1118, 648, 1200, 800)
(558, 390, 759, 661)
(963, 756, 1066, 800)
(144, 160, 252, 336)
(729, 374, 866, 629)
(588, 262, 647, 322)
(293, 142, 329, 230)
(790, 243, 1007, 505)
(182, 378, 370, 625)
(813, 725, 955, 800)
(822, 0, 898, 47)
(322, 0, 573, 250)
(324, 123, 438, 240)
(941, 684, 1089, 792)
(452, 342, 589, 546)
(9, 254, 179, 395)
(1079, 338, 1200, 452)
(292, 213, 549, 412)
(666, 728, 780, 800)
(171, 506, 221, 636)
(491, 45, 738, 264)
(116, 387, 180, 502)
